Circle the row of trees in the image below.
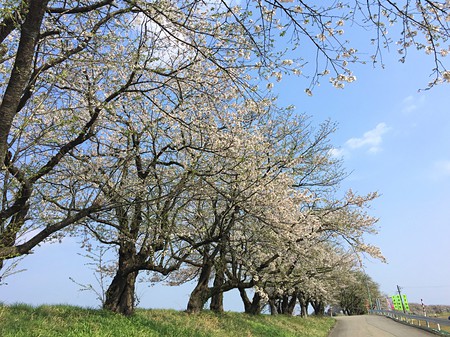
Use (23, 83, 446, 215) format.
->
(1, 0, 448, 315)
(72, 105, 382, 315)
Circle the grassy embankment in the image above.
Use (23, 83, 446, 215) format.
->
(436, 312, 450, 319)
(0, 304, 335, 337)
(436, 312, 450, 334)
(398, 311, 450, 334)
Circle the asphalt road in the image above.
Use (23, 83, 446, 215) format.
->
(328, 315, 437, 337)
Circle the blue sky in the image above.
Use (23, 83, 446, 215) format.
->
(1, 30, 450, 312)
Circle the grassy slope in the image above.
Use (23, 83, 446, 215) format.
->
(0, 304, 335, 337)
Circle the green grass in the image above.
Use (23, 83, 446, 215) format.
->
(434, 312, 450, 334)
(0, 303, 335, 337)
(436, 312, 450, 319)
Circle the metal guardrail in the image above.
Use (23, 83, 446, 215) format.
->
(370, 309, 450, 334)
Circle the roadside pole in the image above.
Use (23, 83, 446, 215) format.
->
(421, 298, 427, 317)
(397, 285, 406, 313)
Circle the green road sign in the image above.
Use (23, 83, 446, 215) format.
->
(391, 294, 410, 311)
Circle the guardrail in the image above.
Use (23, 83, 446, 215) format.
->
(370, 309, 450, 335)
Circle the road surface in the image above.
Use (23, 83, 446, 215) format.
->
(328, 315, 437, 337)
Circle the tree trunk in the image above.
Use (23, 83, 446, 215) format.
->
(280, 293, 298, 315)
(0, 0, 49, 269)
(311, 300, 325, 316)
(103, 225, 138, 316)
(239, 287, 252, 313)
(103, 269, 137, 316)
(281, 295, 289, 314)
(269, 298, 278, 315)
(298, 291, 310, 317)
(210, 269, 224, 313)
(0, 0, 49, 164)
(186, 262, 213, 313)
(248, 291, 263, 315)
(285, 293, 298, 316)
(298, 297, 309, 318)
(300, 302, 308, 317)
(239, 288, 262, 315)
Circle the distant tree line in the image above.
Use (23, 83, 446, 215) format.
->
(409, 303, 450, 316)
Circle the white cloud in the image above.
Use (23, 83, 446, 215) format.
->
(329, 123, 390, 159)
(401, 95, 426, 114)
(328, 148, 347, 158)
(345, 123, 391, 154)
(328, 148, 350, 158)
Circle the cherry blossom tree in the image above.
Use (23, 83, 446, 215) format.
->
(0, 0, 278, 266)
(60, 58, 291, 315)
(232, 171, 384, 315)
(337, 270, 381, 315)
(239, 199, 382, 316)
(175, 114, 355, 314)
(0, 0, 146, 266)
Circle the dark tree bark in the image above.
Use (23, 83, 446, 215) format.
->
(103, 232, 138, 316)
(249, 291, 263, 315)
(311, 299, 325, 316)
(239, 288, 263, 315)
(102, 200, 142, 316)
(239, 287, 252, 313)
(0, 0, 49, 164)
(0, 0, 48, 267)
(281, 295, 289, 314)
(103, 269, 137, 316)
(0, 204, 103, 268)
(299, 302, 308, 317)
(285, 291, 298, 316)
(186, 251, 255, 314)
(269, 298, 278, 315)
(186, 261, 213, 313)
(210, 269, 224, 313)
(298, 292, 309, 318)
